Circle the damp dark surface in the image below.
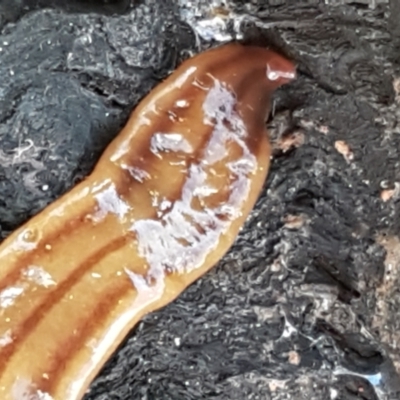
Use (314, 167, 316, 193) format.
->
(1, 0, 400, 399)
(0, 0, 132, 25)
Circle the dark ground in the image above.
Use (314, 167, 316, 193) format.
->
(1, 0, 400, 399)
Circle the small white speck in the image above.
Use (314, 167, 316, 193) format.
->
(174, 337, 181, 346)
(12, 378, 54, 400)
(9, 70, 14, 76)
(330, 388, 338, 399)
(0, 286, 25, 308)
(175, 99, 189, 108)
(93, 183, 130, 222)
(12, 231, 38, 252)
(91, 272, 102, 279)
(42, 184, 49, 191)
(121, 164, 150, 183)
(150, 132, 193, 155)
(266, 63, 296, 81)
(124, 268, 149, 292)
(281, 319, 297, 338)
(0, 330, 13, 347)
(22, 266, 56, 288)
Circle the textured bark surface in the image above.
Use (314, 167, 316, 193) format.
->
(0, 0, 400, 399)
